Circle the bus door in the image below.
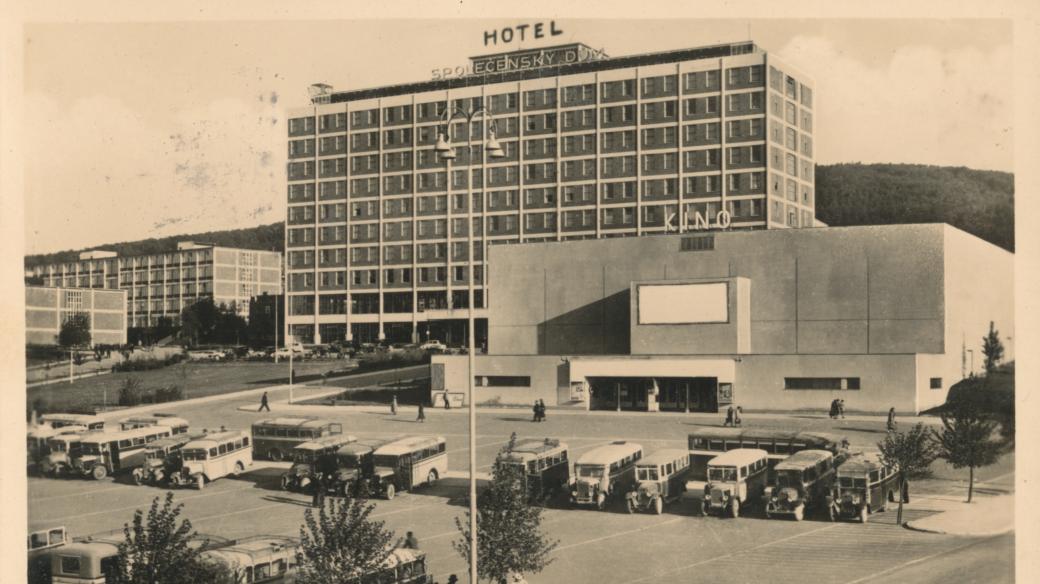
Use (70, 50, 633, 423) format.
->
(400, 454, 416, 489)
(108, 441, 121, 470)
(100, 555, 120, 583)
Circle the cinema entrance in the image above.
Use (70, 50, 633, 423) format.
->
(586, 376, 725, 413)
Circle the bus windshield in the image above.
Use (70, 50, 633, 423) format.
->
(80, 443, 103, 456)
(839, 476, 867, 489)
(776, 470, 803, 488)
(576, 465, 604, 479)
(337, 454, 362, 468)
(48, 441, 67, 452)
(708, 467, 738, 482)
(637, 467, 659, 482)
(145, 449, 165, 460)
(373, 455, 400, 468)
(181, 449, 207, 461)
(294, 450, 316, 463)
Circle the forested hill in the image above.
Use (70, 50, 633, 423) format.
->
(815, 164, 1014, 252)
(24, 223, 284, 270)
(24, 163, 1015, 269)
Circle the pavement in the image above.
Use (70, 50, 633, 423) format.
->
(906, 493, 1014, 537)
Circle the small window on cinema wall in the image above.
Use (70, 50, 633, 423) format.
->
(930, 378, 943, 390)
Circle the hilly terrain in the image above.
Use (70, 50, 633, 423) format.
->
(24, 163, 1014, 269)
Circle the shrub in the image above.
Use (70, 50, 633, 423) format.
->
(118, 377, 144, 407)
(155, 385, 185, 403)
(112, 353, 187, 373)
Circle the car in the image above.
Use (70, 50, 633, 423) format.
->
(763, 449, 837, 521)
(388, 342, 417, 353)
(626, 449, 691, 514)
(700, 448, 769, 518)
(418, 340, 448, 353)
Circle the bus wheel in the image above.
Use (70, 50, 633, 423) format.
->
(595, 493, 607, 511)
(859, 506, 868, 524)
(132, 469, 144, 485)
(654, 497, 664, 515)
(92, 465, 108, 480)
(730, 499, 740, 518)
(385, 483, 395, 500)
(793, 505, 804, 522)
(427, 469, 438, 486)
(196, 474, 205, 490)
(280, 475, 292, 491)
(269, 449, 283, 462)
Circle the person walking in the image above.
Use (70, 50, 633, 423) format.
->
(539, 399, 547, 422)
(724, 405, 735, 427)
(532, 400, 540, 423)
(311, 472, 324, 508)
(838, 399, 846, 419)
(446, 576, 459, 584)
(390, 394, 398, 415)
(444, 392, 451, 410)
(404, 531, 419, 549)
(733, 406, 743, 427)
(416, 403, 425, 423)
(886, 407, 897, 432)
(258, 391, 271, 412)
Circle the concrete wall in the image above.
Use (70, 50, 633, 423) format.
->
(489, 224, 947, 357)
(630, 277, 750, 355)
(432, 354, 567, 405)
(735, 353, 919, 413)
(25, 286, 127, 345)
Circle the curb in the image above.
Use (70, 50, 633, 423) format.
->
(903, 521, 1014, 537)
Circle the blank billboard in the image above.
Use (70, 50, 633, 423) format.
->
(638, 282, 729, 324)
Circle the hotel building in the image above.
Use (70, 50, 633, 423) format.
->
(25, 286, 128, 346)
(284, 41, 817, 345)
(29, 243, 282, 328)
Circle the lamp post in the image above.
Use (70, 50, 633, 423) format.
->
(436, 101, 505, 584)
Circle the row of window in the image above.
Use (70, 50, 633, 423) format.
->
(285, 291, 484, 315)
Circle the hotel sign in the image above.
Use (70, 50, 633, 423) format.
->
(432, 43, 607, 81)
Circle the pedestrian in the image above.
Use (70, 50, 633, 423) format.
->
(886, 407, 897, 432)
(734, 406, 743, 427)
(532, 400, 540, 423)
(829, 399, 838, 419)
(444, 392, 451, 410)
(724, 405, 734, 427)
(391, 395, 398, 415)
(838, 399, 846, 419)
(404, 531, 419, 549)
(446, 575, 459, 584)
(417, 403, 425, 423)
(258, 391, 270, 412)
(538, 399, 547, 422)
(311, 472, 323, 508)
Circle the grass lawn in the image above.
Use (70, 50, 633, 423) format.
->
(26, 360, 357, 415)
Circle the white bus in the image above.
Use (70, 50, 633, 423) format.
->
(70, 426, 173, 480)
(370, 436, 448, 499)
(172, 430, 253, 489)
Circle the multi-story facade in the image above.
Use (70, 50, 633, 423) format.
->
(29, 243, 282, 328)
(25, 286, 128, 345)
(285, 41, 816, 345)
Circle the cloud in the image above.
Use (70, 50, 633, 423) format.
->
(24, 92, 287, 254)
(778, 36, 1013, 172)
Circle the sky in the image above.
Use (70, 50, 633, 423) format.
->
(22, 18, 1014, 255)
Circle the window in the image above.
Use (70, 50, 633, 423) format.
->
(784, 377, 861, 390)
(60, 556, 82, 574)
(930, 377, 943, 390)
(474, 376, 531, 387)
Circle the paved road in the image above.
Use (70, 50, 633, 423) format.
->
(28, 378, 1014, 584)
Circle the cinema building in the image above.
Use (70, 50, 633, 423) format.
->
(284, 40, 816, 345)
(432, 224, 1014, 414)
(28, 243, 282, 328)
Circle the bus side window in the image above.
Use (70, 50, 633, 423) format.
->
(133, 437, 146, 446)
(145, 434, 156, 443)
(635, 451, 642, 461)
(119, 439, 132, 448)
(869, 470, 880, 483)
(273, 558, 287, 574)
(439, 442, 446, 453)
(209, 448, 218, 457)
(218, 444, 228, 455)
(243, 437, 250, 447)
(235, 439, 244, 449)
(561, 450, 568, 462)
(244, 566, 253, 582)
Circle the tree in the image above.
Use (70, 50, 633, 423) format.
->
(982, 321, 1005, 374)
(59, 313, 92, 348)
(877, 423, 939, 525)
(115, 492, 236, 584)
(296, 496, 396, 584)
(934, 400, 1003, 502)
(453, 437, 559, 584)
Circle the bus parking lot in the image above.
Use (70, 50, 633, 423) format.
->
(28, 387, 1014, 584)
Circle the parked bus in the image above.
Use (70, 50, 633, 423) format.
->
(326, 437, 402, 497)
(171, 430, 252, 489)
(70, 426, 174, 480)
(251, 417, 344, 461)
(201, 535, 298, 582)
(495, 438, 570, 503)
(131, 431, 208, 485)
(370, 436, 448, 499)
(39, 414, 105, 431)
(571, 441, 643, 510)
(40, 431, 100, 476)
(687, 428, 849, 480)
(118, 414, 190, 435)
(28, 526, 67, 584)
(47, 532, 228, 584)
(281, 433, 358, 492)
(29, 424, 87, 471)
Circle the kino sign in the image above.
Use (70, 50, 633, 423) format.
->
(667, 209, 732, 231)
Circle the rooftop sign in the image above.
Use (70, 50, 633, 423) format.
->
(433, 43, 608, 81)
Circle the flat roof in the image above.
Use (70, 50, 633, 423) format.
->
(374, 435, 446, 456)
(638, 449, 690, 467)
(183, 430, 248, 448)
(575, 441, 642, 466)
(79, 425, 174, 444)
(707, 448, 768, 466)
(774, 450, 833, 471)
(294, 434, 357, 451)
(320, 42, 759, 105)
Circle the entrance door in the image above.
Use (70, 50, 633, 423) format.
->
(587, 378, 652, 412)
(689, 378, 719, 412)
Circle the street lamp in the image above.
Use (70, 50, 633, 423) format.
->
(436, 101, 504, 584)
